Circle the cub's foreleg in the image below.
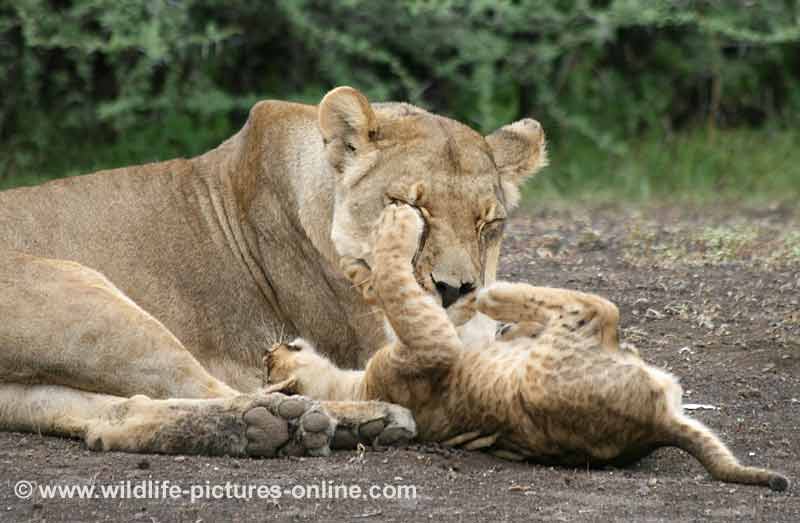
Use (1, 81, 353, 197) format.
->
(371, 204, 463, 370)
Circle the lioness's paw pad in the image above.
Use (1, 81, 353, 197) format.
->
(243, 406, 290, 457)
(295, 405, 336, 457)
(331, 402, 417, 450)
(277, 397, 311, 419)
(374, 403, 416, 446)
(245, 393, 335, 458)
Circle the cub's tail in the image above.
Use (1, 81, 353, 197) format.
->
(666, 415, 788, 491)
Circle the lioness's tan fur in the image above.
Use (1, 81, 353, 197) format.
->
(0, 87, 542, 456)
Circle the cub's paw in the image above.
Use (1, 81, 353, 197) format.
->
(323, 401, 417, 450)
(475, 281, 531, 324)
(375, 203, 426, 263)
(340, 256, 377, 304)
(495, 321, 546, 341)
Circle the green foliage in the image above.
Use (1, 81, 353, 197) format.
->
(1, 0, 799, 199)
(527, 128, 800, 202)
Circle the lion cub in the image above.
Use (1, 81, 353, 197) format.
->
(265, 204, 788, 491)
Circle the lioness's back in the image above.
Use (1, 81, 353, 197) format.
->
(0, 159, 198, 263)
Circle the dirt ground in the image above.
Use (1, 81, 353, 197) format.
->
(2, 203, 799, 522)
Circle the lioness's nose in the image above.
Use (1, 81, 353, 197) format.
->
(434, 279, 475, 308)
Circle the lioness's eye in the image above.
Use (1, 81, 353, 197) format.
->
(479, 219, 505, 240)
(386, 195, 416, 208)
(385, 195, 429, 221)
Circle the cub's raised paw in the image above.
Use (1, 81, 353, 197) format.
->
(323, 400, 417, 450)
(375, 203, 426, 263)
(494, 320, 545, 341)
(475, 282, 532, 324)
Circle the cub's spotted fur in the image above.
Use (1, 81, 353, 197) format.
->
(266, 204, 789, 491)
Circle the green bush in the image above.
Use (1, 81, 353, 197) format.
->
(1, 0, 798, 198)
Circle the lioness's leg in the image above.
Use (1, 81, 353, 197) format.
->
(1, 253, 416, 455)
(0, 384, 336, 457)
(0, 252, 236, 399)
(476, 283, 621, 351)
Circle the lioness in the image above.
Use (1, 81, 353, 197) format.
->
(265, 203, 789, 491)
(0, 87, 544, 456)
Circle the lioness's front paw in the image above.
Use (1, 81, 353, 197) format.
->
(242, 403, 290, 457)
(84, 392, 335, 458)
(249, 393, 335, 457)
(322, 401, 417, 450)
(375, 203, 426, 263)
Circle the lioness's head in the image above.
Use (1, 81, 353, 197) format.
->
(319, 86, 547, 308)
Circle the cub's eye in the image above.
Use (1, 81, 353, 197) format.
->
(287, 344, 302, 352)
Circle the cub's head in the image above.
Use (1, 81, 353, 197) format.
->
(263, 339, 337, 399)
(319, 86, 547, 310)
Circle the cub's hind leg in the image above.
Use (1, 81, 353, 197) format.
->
(476, 282, 621, 351)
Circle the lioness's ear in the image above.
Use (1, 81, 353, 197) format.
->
(486, 119, 547, 208)
(318, 86, 378, 172)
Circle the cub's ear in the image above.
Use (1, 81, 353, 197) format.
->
(318, 86, 378, 172)
(486, 119, 547, 208)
